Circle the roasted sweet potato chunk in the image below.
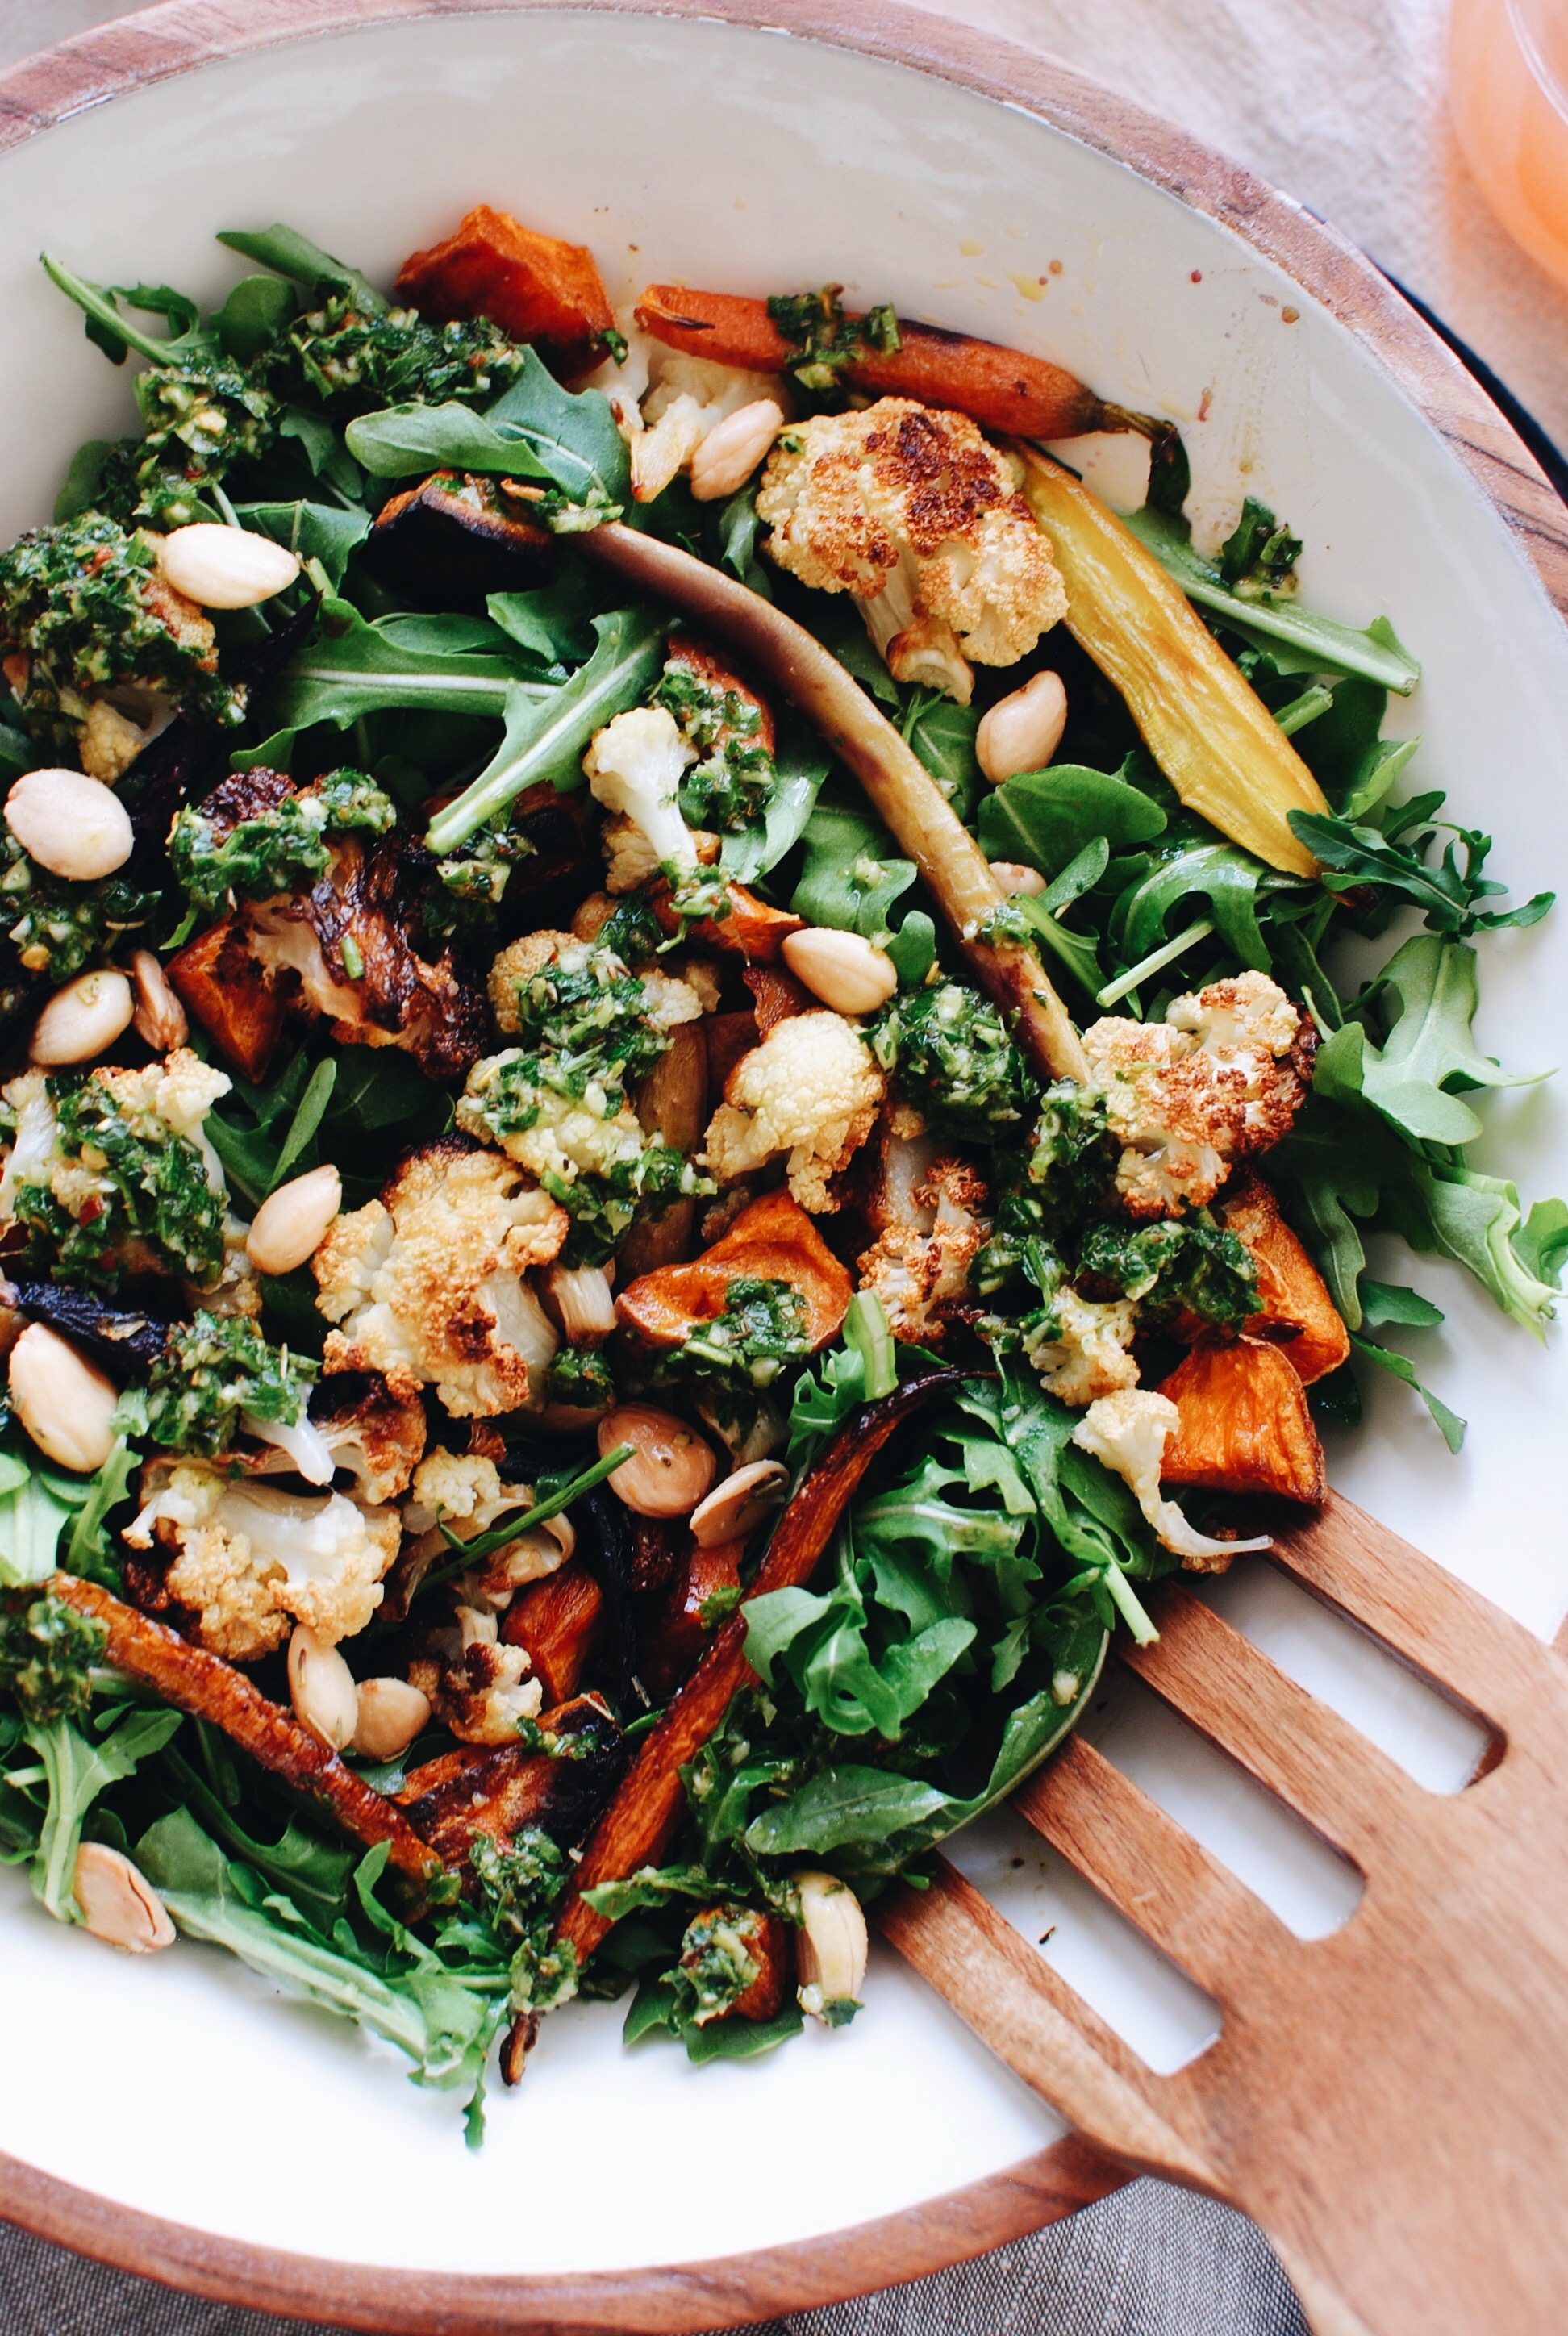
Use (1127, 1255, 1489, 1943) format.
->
(397, 206, 615, 378)
(619, 1022, 710, 1278)
(683, 1904, 793, 2024)
(500, 1564, 604, 1705)
(1158, 1338, 1326, 1504)
(167, 913, 290, 1081)
(1220, 1175, 1350, 1386)
(617, 1188, 853, 1354)
(651, 876, 803, 962)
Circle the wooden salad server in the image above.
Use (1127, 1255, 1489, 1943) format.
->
(877, 1491, 1568, 2336)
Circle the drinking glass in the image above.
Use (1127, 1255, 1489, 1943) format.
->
(1450, 0, 1568, 287)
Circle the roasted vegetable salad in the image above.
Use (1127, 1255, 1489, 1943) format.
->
(0, 207, 1559, 2134)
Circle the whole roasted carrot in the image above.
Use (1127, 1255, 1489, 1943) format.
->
(51, 1574, 443, 1892)
(553, 1370, 961, 1967)
(635, 283, 1155, 440)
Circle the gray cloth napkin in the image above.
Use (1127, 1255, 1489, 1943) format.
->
(1, 2180, 1307, 2334)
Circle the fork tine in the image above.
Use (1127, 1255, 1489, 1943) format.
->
(1274, 1491, 1546, 1730)
(1124, 1583, 1430, 1866)
(874, 1856, 1218, 2189)
(1014, 1734, 1301, 2007)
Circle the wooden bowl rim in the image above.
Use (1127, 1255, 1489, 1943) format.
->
(0, 1, 1563, 2326)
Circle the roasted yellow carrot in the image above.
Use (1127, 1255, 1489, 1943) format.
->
(1012, 445, 1328, 878)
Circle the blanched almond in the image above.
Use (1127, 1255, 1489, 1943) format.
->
(690, 1458, 789, 1547)
(782, 927, 898, 1016)
(690, 399, 786, 501)
(130, 949, 189, 1052)
(73, 1843, 175, 1952)
(30, 968, 134, 1066)
(9, 1323, 118, 1471)
(976, 669, 1068, 783)
(247, 1164, 342, 1277)
(288, 1625, 359, 1750)
(352, 1677, 431, 1762)
(793, 1868, 869, 2019)
(158, 524, 300, 609)
(6, 768, 133, 880)
(599, 1404, 716, 1516)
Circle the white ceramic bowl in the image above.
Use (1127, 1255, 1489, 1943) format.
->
(1, 5, 1566, 2326)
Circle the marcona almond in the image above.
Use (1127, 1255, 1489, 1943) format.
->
(247, 1163, 343, 1277)
(690, 1458, 789, 1547)
(73, 1843, 175, 1953)
(5, 768, 134, 880)
(542, 1262, 617, 1343)
(288, 1624, 359, 1750)
(352, 1677, 432, 1761)
(975, 668, 1068, 784)
(158, 523, 301, 609)
(30, 968, 134, 1066)
(10, 1323, 119, 1472)
(988, 860, 1047, 897)
(130, 948, 189, 1051)
(792, 1868, 869, 2019)
(782, 926, 898, 1016)
(599, 1403, 716, 1516)
(690, 399, 786, 501)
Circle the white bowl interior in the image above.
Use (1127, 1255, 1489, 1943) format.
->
(0, 5, 1565, 2280)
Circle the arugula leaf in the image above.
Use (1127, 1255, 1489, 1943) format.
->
(483, 352, 632, 507)
(264, 594, 540, 734)
(30, 1708, 181, 1921)
(1359, 1279, 1445, 1329)
(486, 573, 597, 665)
(718, 708, 831, 886)
(744, 1767, 952, 1854)
(903, 690, 981, 824)
(0, 1460, 83, 1589)
(41, 253, 210, 367)
(63, 1439, 138, 1586)
(790, 786, 917, 942)
(978, 763, 1166, 878)
(1514, 1198, 1568, 1288)
(1116, 841, 1274, 972)
(1349, 1334, 1466, 1453)
(344, 400, 553, 482)
(424, 607, 665, 853)
(216, 223, 384, 311)
(1312, 936, 1549, 1148)
(1291, 807, 1553, 936)
(1124, 505, 1421, 691)
(233, 498, 369, 590)
(214, 273, 295, 362)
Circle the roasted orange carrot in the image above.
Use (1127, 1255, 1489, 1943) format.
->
(398, 206, 616, 377)
(635, 283, 1154, 440)
(553, 1370, 959, 1965)
(51, 1575, 443, 1889)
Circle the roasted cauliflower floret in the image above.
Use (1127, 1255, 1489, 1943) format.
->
(310, 1374, 428, 1504)
(312, 1136, 566, 1416)
(1071, 1390, 1272, 1566)
(603, 338, 787, 501)
(756, 399, 1066, 703)
(857, 1151, 991, 1344)
(703, 1011, 886, 1213)
(0, 1051, 249, 1304)
(402, 1447, 575, 1608)
(582, 704, 699, 887)
(1078, 974, 1307, 1220)
(124, 1459, 401, 1657)
(408, 1608, 544, 1746)
(1022, 1284, 1140, 1408)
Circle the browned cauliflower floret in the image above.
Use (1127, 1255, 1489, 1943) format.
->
(123, 1458, 400, 1657)
(408, 1606, 544, 1745)
(1022, 1286, 1140, 1407)
(1072, 1391, 1273, 1566)
(703, 1010, 885, 1213)
(310, 1374, 428, 1504)
(312, 1136, 567, 1416)
(755, 399, 1067, 703)
(582, 705, 699, 887)
(1080, 972, 1307, 1220)
(857, 1150, 990, 1344)
(400, 1449, 573, 1606)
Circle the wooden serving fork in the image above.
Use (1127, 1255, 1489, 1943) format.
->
(876, 1491, 1568, 2336)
